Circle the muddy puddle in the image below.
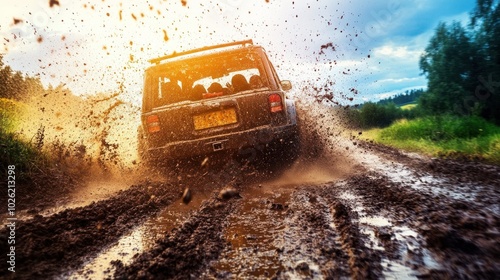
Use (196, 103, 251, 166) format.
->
(203, 185, 292, 278)
(54, 147, 498, 279)
(336, 181, 441, 278)
(69, 158, 349, 279)
(347, 144, 491, 202)
(68, 187, 210, 279)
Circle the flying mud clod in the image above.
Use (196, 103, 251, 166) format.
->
(182, 188, 192, 204)
(218, 187, 242, 200)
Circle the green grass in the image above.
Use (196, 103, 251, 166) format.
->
(363, 115, 500, 165)
(400, 103, 417, 110)
(1, 98, 93, 181)
(1, 98, 48, 174)
(0, 97, 29, 132)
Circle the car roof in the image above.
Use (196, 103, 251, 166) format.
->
(146, 40, 262, 68)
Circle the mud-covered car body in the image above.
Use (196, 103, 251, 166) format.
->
(138, 40, 298, 162)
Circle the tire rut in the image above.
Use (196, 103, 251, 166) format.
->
(343, 172, 500, 278)
(112, 198, 236, 279)
(299, 186, 384, 279)
(0, 181, 182, 279)
(202, 183, 386, 279)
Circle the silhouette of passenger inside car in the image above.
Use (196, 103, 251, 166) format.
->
(231, 74, 250, 93)
(190, 84, 206, 101)
(159, 81, 182, 105)
(249, 75, 264, 89)
(207, 82, 223, 93)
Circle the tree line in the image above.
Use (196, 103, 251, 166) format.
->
(0, 55, 45, 101)
(344, 89, 424, 129)
(344, 0, 499, 129)
(376, 89, 423, 106)
(419, 0, 500, 124)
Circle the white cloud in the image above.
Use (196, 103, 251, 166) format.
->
(377, 77, 422, 84)
(374, 45, 421, 59)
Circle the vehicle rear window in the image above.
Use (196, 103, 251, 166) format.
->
(145, 52, 268, 108)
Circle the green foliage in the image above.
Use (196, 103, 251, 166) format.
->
(420, 1, 500, 124)
(371, 115, 500, 164)
(0, 129, 48, 174)
(400, 103, 417, 110)
(1, 117, 92, 182)
(377, 89, 424, 106)
(345, 100, 423, 129)
(1, 98, 24, 132)
(380, 115, 499, 141)
(360, 102, 400, 128)
(0, 98, 46, 177)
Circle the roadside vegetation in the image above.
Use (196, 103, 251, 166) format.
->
(0, 54, 133, 209)
(0, 93, 46, 182)
(0, 95, 83, 198)
(343, 0, 500, 165)
(363, 116, 500, 164)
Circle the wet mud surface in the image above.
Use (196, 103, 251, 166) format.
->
(1, 140, 499, 279)
(0, 181, 183, 279)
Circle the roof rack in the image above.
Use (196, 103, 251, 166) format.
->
(149, 39, 254, 65)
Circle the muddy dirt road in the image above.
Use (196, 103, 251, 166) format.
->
(1, 134, 499, 279)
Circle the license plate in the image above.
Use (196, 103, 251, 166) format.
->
(193, 108, 237, 130)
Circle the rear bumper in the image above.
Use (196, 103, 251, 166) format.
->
(146, 124, 298, 160)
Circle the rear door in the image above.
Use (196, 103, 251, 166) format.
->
(141, 48, 288, 147)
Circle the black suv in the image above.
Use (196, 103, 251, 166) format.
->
(138, 40, 299, 165)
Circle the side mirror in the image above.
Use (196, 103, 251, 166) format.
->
(281, 80, 292, 91)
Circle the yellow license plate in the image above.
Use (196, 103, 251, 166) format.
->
(193, 108, 237, 130)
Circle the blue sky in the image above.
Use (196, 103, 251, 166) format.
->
(0, 0, 477, 104)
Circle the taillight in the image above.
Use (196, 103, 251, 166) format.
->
(146, 115, 160, 133)
(269, 93, 283, 113)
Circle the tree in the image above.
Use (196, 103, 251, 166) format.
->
(356, 102, 403, 128)
(377, 89, 424, 106)
(0, 55, 12, 99)
(0, 54, 46, 101)
(419, 0, 500, 123)
(419, 22, 479, 116)
(470, 0, 500, 123)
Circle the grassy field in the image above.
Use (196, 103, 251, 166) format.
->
(400, 103, 417, 110)
(362, 115, 500, 165)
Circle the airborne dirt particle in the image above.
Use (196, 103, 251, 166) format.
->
(218, 187, 241, 200)
(182, 188, 192, 204)
(49, 0, 60, 8)
(319, 42, 336, 54)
